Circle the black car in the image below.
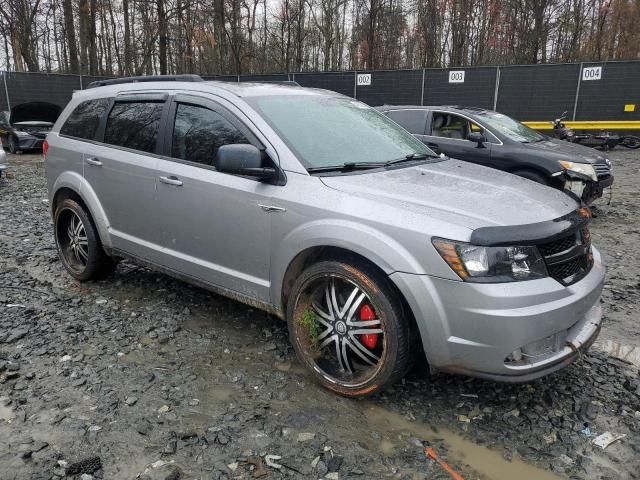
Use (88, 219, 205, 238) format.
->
(376, 105, 613, 204)
(0, 102, 62, 153)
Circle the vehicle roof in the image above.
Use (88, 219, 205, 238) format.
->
(377, 105, 493, 115)
(72, 80, 342, 101)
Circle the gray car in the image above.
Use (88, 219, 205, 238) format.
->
(0, 147, 7, 177)
(45, 76, 605, 397)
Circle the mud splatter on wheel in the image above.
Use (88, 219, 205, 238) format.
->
(287, 259, 415, 397)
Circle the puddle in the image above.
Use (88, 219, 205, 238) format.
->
(0, 400, 13, 423)
(364, 405, 562, 480)
(595, 340, 640, 367)
(200, 384, 235, 404)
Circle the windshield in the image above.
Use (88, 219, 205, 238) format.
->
(246, 95, 434, 169)
(475, 111, 545, 143)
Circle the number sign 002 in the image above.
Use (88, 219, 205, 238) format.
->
(357, 74, 372, 86)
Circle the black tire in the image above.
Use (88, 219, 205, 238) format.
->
(8, 136, 19, 154)
(621, 136, 640, 150)
(286, 259, 415, 397)
(512, 169, 550, 186)
(54, 198, 116, 281)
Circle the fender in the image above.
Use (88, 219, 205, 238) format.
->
(51, 171, 113, 250)
(270, 218, 426, 309)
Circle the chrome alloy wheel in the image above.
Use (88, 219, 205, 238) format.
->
(295, 275, 386, 387)
(57, 208, 89, 270)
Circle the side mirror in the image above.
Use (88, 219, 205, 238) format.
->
(215, 144, 276, 180)
(468, 132, 487, 147)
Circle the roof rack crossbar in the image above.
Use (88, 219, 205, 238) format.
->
(86, 74, 203, 89)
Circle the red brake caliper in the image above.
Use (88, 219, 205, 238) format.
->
(359, 304, 378, 349)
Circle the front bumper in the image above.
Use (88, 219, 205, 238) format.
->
(390, 247, 605, 381)
(16, 135, 45, 150)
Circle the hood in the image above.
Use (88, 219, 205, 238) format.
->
(524, 138, 607, 164)
(320, 159, 578, 231)
(10, 102, 61, 125)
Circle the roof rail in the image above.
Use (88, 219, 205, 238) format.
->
(86, 74, 204, 89)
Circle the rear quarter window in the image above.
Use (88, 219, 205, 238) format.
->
(104, 101, 164, 153)
(60, 98, 111, 140)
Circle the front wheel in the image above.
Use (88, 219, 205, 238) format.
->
(621, 136, 640, 149)
(8, 136, 19, 154)
(287, 260, 415, 397)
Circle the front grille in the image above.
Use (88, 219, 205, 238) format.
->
(538, 233, 579, 256)
(593, 163, 611, 177)
(539, 228, 592, 286)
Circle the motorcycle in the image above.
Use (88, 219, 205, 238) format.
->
(551, 112, 640, 150)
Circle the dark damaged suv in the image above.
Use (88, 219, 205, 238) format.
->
(376, 105, 613, 204)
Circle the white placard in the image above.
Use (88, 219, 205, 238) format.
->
(582, 66, 602, 81)
(357, 73, 372, 86)
(448, 70, 465, 83)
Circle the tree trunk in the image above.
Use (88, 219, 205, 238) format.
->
(62, 0, 79, 73)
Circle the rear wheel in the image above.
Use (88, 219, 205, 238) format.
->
(512, 169, 550, 186)
(287, 260, 414, 397)
(54, 198, 116, 281)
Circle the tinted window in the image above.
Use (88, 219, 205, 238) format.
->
(60, 98, 110, 139)
(171, 103, 249, 166)
(104, 101, 164, 153)
(387, 110, 427, 135)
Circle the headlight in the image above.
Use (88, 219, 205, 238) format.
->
(14, 130, 30, 137)
(559, 161, 597, 182)
(433, 239, 548, 282)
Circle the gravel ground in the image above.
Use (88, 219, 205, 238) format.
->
(1, 150, 639, 480)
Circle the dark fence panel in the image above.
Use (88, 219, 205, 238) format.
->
(4, 72, 80, 110)
(0, 74, 8, 111)
(1, 62, 639, 124)
(293, 72, 354, 97)
(240, 73, 289, 82)
(576, 61, 640, 121)
(202, 75, 238, 82)
(423, 67, 497, 109)
(497, 64, 579, 121)
(354, 69, 423, 106)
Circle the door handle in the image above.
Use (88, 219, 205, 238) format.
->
(159, 175, 183, 187)
(86, 157, 102, 166)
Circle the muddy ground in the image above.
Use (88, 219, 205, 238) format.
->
(0, 150, 639, 480)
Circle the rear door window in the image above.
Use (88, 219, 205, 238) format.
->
(387, 109, 428, 135)
(171, 103, 249, 167)
(104, 101, 164, 153)
(60, 98, 111, 140)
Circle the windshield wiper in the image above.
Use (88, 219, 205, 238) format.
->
(307, 162, 386, 173)
(385, 152, 433, 166)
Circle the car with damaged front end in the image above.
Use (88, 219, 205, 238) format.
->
(376, 105, 613, 205)
(45, 78, 605, 397)
(1, 102, 61, 153)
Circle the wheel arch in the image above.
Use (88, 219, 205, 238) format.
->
(50, 172, 113, 250)
(278, 244, 421, 354)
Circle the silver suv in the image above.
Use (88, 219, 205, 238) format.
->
(45, 76, 605, 397)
